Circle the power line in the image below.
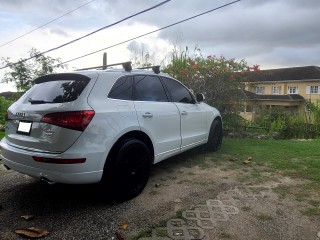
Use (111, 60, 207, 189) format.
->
(0, 0, 95, 48)
(59, 0, 241, 66)
(0, 0, 171, 70)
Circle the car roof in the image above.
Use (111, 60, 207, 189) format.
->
(75, 68, 173, 79)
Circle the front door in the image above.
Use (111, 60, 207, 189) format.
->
(161, 77, 207, 150)
(133, 75, 181, 162)
(175, 102, 207, 149)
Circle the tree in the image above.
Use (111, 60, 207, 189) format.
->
(163, 46, 259, 113)
(1, 48, 67, 92)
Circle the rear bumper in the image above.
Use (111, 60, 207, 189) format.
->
(0, 138, 103, 184)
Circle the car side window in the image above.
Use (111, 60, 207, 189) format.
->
(134, 75, 168, 102)
(161, 77, 194, 103)
(108, 76, 133, 100)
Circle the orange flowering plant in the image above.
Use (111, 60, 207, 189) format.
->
(163, 46, 260, 115)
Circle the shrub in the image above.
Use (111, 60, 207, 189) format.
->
(163, 46, 260, 128)
(0, 97, 13, 128)
(245, 106, 320, 139)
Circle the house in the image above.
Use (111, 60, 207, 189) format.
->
(240, 66, 320, 122)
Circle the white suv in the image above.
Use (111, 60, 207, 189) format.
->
(0, 62, 222, 199)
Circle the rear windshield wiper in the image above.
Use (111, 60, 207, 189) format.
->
(28, 98, 53, 104)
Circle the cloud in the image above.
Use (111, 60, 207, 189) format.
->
(1, 0, 320, 73)
(49, 28, 70, 37)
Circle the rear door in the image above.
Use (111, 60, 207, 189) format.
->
(133, 75, 181, 162)
(5, 73, 97, 152)
(161, 77, 207, 150)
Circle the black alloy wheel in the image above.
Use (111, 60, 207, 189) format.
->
(206, 120, 223, 152)
(108, 138, 151, 200)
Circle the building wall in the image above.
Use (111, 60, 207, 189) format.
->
(245, 81, 320, 104)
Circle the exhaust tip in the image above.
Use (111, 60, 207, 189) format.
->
(40, 177, 56, 185)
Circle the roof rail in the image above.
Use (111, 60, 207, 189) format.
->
(76, 61, 132, 71)
(137, 65, 160, 74)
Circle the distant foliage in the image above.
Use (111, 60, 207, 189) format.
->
(1, 48, 66, 92)
(0, 97, 13, 128)
(128, 42, 153, 68)
(254, 105, 320, 139)
(307, 101, 320, 125)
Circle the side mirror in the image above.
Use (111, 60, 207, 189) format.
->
(196, 93, 205, 102)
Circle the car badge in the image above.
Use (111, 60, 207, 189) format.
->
(15, 112, 26, 119)
(44, 129, 54, 136)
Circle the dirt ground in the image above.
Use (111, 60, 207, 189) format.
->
(0, 149, 320, 239)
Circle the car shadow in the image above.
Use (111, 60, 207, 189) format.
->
(7, 146, 207, 216)
(8, 180, 121, 216)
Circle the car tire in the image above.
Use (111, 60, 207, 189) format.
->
(103, 138, 151, 201)
(206, 120, 223, 152)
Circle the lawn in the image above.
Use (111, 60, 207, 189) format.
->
(216, 138, 320, 183)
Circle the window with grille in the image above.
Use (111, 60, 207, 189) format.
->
(272, 86, 281, 94)
(255, 86, 265, 94)
(288, 86, 298, 94)
(306, 85, 319, 94)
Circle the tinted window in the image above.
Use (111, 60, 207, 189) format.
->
(162, 77, 194, 103)
(134, 76, 168, 102)
(108, 76, 133, 100)
(27, 80, 88, 103)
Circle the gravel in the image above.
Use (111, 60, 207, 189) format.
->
(1, 153, 320, 240)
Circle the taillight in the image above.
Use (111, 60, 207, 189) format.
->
(41, 110, 95, 131)
(33, 156, 86, 164)
(5, 111, 9, 121)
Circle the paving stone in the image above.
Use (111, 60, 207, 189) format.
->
(139, 186, 275, 240)
(187, 219, 198, 227)
(224, 206, 240, 215)
(139, 228, 171, 240)
(212, 212, 229, 222)
(166, 219, 205, 240)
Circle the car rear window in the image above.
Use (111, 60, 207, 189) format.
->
(26, 74, 90, 104)
(108, 76, 133, 100)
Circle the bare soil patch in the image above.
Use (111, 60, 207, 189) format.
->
(0, 150, 319, 239)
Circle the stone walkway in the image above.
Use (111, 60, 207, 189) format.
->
(139, 186, 274, 240)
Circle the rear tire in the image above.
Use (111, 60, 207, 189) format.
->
(206, 120, 223, 152)
(103, 138, 151, 201)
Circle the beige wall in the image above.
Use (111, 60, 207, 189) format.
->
(245, 81, 320, 104)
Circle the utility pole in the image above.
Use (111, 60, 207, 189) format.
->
(102, 52, 107, 69)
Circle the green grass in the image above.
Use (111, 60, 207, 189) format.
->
(216, 138, 320, 183)
(301, 207, 320, 217)
(0, 131, 4, 140)
(256, 213, 274, 221)
(132, 229, 152, 239)
(276, 209, 284, 216)
(154, 137, 320, 187)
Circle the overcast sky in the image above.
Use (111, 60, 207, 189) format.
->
(1, 0, 320, 92)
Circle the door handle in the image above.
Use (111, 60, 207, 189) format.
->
(181, 111, 188, 116)
(142, 112, 153, 118)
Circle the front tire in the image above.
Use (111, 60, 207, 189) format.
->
(206, 120, 223, 152)
(104, 138, 151, 201)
